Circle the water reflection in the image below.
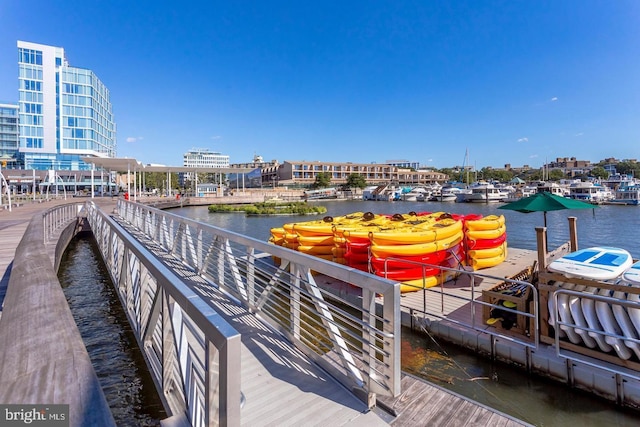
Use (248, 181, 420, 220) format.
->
(59, 233, 166, 426)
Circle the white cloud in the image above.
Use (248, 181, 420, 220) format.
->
(551, 97, 558, 102)
(211, 135, 222, 140)
(529, 154, 539, 159)
(575, 132, 584, 137)
(517, 137, 529, 143)
(126, 136, 144, 143)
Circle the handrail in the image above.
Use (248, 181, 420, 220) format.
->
(386, 258, 539, 350)
(0, 202, 116, 427)
(116, 199, 402, 405)
(85, 202, 242, 426)
(552, 289, 640, 381)
(42, 202, 84, 243)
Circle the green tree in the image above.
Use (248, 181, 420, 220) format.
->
(548, 169, 566, 181)
(479, 167, 515, 183)
(614, 161, 640, 177)
(345, 173, 367, 189)
(589, 166, 608, 179)
(313, 172, 332, 189)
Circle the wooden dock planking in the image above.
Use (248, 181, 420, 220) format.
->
(378, 374, 531, 426)
(397, 247, 537, 333)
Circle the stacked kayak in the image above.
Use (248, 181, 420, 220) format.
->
(464, 215, 508, 270)
(269, 211, 509, 293)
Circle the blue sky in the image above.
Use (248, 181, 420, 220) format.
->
(1, 1, 638, 169)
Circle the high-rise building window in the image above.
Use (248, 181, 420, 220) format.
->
(17, 41, 116, 170)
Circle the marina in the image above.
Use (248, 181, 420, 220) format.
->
(172, 197, 640, 424)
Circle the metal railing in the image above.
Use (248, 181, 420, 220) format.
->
(43, 202, 85, 243)
(395, 260, 540, 351)
(552, 288, 640, 381)
(116, 199, 402, 406)
(86, 202, 242, 426)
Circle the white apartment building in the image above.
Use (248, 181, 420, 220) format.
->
(18, 40, 116, 170)
(180, 148, 230, 185)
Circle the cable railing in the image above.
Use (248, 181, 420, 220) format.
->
(86, 202, 242, 427)
(381, 257, 540, 352)
(116, 199, 402, 406)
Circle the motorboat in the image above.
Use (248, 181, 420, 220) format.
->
(402, 186, 431, 202)
(458, 183, 506, 203)
(535, 181, 570, 197)
(568, 182, 614, 204)
(607, 184, 640, 205)
(430, 186, 463, 202)
(501, 185, 537, 202)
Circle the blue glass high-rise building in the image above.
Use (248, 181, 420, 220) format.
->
(17, 41, 116, 170)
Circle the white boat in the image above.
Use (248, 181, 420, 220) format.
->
(303, 187, 338, 200)
(607, 184, 640, 205)
(547, 246, 634, 357)
(535, 181, 570, 197)
(568, 181, 614, 204)
(402, 186, 430, 202)
(458, 183, 506, 203)
(430, 186, 463, 202)
(501, 185, 537, 203)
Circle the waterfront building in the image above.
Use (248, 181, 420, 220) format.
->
(385, 159, 421, 170)
(0, 103, 20, 168)
(544, 157, 592, 177)
(180, 148, 230, 185)
(17, 41, 116, 170)
(273, 160, 448, 187)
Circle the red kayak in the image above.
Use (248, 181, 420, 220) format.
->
(465, 233, 507, 250)
(370, 243, 464, 271)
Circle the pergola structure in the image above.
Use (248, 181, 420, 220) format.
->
(80, 157, 255, 200)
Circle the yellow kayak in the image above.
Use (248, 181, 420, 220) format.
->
(297, 244, 334, 255)
(467, 242, 508, 259)
(297, 234, 336, 245)
(370, 233, 463, 258)
(400, 269, 460, 293)
(469, 249, 508, 270)
(465, 214, 506, 231)
(465, 224, 506, 240)
(370, 219, 463, 245)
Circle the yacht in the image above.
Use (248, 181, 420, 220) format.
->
(458, 183, 505, 203)
(430, 186, 464, 202)
(502, 185, 537, 202)
(535, 181, 570, 197)
(402, 186, 430, 202)
(608, 184, 640, 205)
(568, 181, 614, 204)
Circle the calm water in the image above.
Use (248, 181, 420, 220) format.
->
(58, 233, 166, 426)
(173, 199, 640, 259)
(171, 199, 640, 426)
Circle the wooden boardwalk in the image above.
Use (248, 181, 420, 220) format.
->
(0, 198, 96, 319)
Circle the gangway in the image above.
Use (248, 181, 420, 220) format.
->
(86, 200, 401, 426)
